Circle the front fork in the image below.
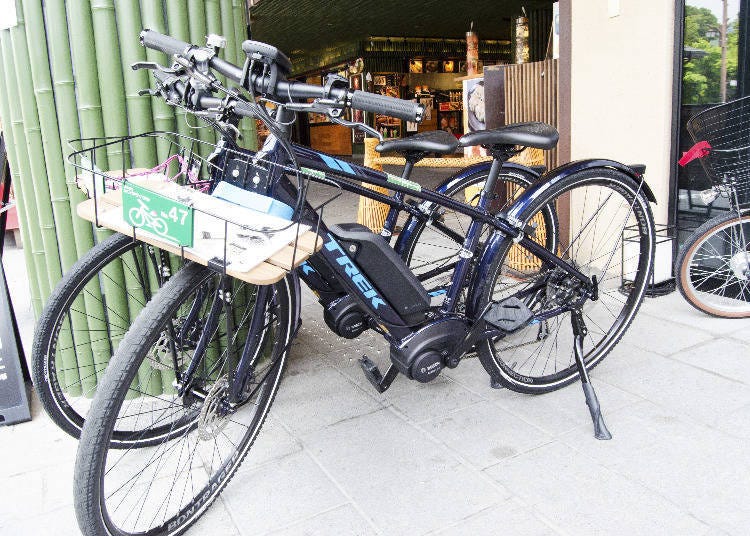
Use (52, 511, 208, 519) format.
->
(175, 277, 276, 407)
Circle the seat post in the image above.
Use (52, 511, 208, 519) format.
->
(477, 145, 513, 210)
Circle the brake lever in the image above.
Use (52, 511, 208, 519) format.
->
(131, 61, 181, 74)
(330, 116, 383, 142)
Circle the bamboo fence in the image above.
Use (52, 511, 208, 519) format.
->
(0, 0, 255, 394)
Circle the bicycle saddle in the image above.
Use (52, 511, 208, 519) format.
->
(376, 130, 458, 155)
(459, 122, 559, 150)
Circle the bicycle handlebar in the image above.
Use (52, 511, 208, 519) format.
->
(140, 29, 424, 123)
(140, 29, 192, 57)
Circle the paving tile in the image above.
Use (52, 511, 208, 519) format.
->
(388, 376, 485, 424)
(0, 471, 45, 523)
(638, 293, 750, 335)
(719, 401, 750, 439)
(484, 442, 709, 535)
(558, 400, 712, 469)
(423, 400, 552, 469)
(619, 310, 715, 356)
(600, 351, 750, 427)
(267, 504, 376, 536)
(303, 408, 511, 536)
(669, 338, 750, 384)
(488, 379, 640, 437)
(433, 504, 561, 536)
(273, 357, 383, 435)
(191, 498, 241, 535)
(727, 325, 750, 344)
(600, 429, 750, 535)
(239, 415, 303, 471)
(224, 450, 347, 535)
(0, 504, 79, 536)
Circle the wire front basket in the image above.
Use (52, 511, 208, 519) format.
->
(686, 95, 750, 206)
(67, 132, 333, 283)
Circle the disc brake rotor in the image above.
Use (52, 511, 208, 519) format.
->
(147, 330, 174, 371)
(197, 376, 231, 441)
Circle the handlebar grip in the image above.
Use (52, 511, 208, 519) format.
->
(140, 29, 192, 57)
(350, 90, 424, 123)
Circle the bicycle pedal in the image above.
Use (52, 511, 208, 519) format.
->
(359, 356, 398, 394)
(485, 297, 534, 332)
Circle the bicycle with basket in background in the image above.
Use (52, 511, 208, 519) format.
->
(69, 30, 656, 536)
(677, 95, 750, 318)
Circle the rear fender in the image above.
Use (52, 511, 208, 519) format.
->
(466, 159, 656, 317)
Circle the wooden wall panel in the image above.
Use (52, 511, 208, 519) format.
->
(503, 59, 559, 170)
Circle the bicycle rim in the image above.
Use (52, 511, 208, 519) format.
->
(33, 233, 174, 443)
(678, 213, 750, 317)
(76, 264, 294, 536)
(478, 169, 654, 392)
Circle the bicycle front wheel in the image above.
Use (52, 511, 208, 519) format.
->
(676, 211, 750, 317)
(32, 232, 172, 442)
(75, 263, 296, 536)
(477, 168, 655, 393)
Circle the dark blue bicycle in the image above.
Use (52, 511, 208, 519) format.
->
(74, 31, 656, 536)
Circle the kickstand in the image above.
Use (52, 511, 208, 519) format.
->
(571, 309, 612, 440)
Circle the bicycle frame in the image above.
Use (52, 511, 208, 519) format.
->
(259, 135, 594, 342)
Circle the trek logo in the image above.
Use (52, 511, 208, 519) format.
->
(324, 234, 386, 310)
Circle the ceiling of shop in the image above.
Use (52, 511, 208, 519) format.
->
(249, 0, 552, 58)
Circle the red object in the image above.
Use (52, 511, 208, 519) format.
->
(0, 184, 19, 230)
(678, 141, 712, 167)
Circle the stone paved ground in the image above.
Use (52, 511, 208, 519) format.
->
(2, 171, 750, 535)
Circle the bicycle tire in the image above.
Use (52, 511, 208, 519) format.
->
(676, 210, 750, 318)
(402, 167, 558, 302)
(75, 263, 296, 536)
(476, 168, 655, 393)
(32, 232, 172, 443)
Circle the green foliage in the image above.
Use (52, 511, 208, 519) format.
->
(682, 4, 739, 104)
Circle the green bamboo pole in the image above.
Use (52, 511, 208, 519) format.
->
(0, 32, 42, 317)
(64, 0, 121, 393)
(114, 0, 157, 169)
(233, 0, 256, 150)
(90, 0, 131, 169)
(205, 0, 223, 88)
(219, 0, 237, 67)
(139, 0, 178, 161)
(66, 0, 110, 171)
(10, 6, 62, 300)
(121, 247, 162, 394)
(166, 0, 193, 140)
(44, 0, 96, 259)
(46, 0, 101, 396)
(22, 0, 91, 395)
(187, 0, 215, 148)
(22, 0, 80, 274)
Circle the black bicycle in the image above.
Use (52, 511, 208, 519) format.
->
(32, 104, 546, 445)
(73, 31, 656, 536)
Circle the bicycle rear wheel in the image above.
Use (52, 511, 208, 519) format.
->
(32, 232, 173, 442)
(676, 211, 750, 317)
(74, 263, 296, 536)
(476, 168, 655, 393)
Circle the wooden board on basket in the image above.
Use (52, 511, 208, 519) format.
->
(77, 178, 321, 285)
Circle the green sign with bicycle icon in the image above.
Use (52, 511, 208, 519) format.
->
(122, 182, 194, 247)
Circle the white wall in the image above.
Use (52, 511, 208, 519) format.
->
(569, 0, 676, 224)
